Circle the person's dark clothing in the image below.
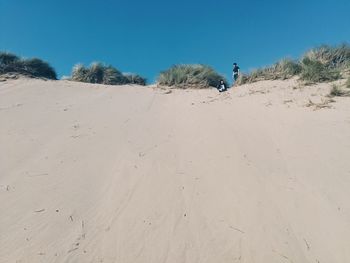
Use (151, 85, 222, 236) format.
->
(233, 65, 240, 74)
(217, 82, 227, 92)
(233, 65, 240, 81)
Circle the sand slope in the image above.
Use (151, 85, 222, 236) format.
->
(1, 78, 350, 263)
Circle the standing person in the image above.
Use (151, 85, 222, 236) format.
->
(217, 79, 227, 92)
(232, 63, 240, 84)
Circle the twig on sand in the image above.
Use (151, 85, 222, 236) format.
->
(67, 247, 78, 253)
(303, 238, 310, 250)
(34, 209, 45, 213)
(283, 99, 294, 104)
(230, 226, 245, 234)
(81, 220, 86, 239)
(305, 98, 334, 110)
(249, 89, 268, 95)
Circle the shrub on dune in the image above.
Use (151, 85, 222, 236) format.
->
(0, 52, 57, 79)
(0, 52, 20, 66)
(71, 64, 89, 82)
(21, 58, 57, 79)
(300, 57, 340, 83)
(103, 66, 126, 85)
(71, 62, 146, 86)
(238, 59, 301, 84)
(237, 44, 350, 85)
(0, 52, 21, 74)
(124, 74, 147, 86)
(158, 64, 227, 88)
(87, 62, 105, 84)
(302, 44, 350, 70)
(278, 59, 303, 77)
(330, 84, 350, 97)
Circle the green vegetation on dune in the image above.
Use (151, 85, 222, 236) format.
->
(0, 52, 57, 79)
(302, 44, 350, 69)
(238, 44, 350, 85)
(157, 64, 227, 88)
(2, 43, 349, 89)
(123, 73, 147, 86)
(236, 59, 301, 85)
(300, 57, 341, 83)
(21, 58, 57, 80)
(0, 52, 19, 65)
(71, 62, 146, 86)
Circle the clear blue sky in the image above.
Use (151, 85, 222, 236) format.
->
(1, 0, 349, 82)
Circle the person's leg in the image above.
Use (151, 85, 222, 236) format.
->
(232, 74, 238, 87)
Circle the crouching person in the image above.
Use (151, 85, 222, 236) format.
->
(217, 79, 227, 92)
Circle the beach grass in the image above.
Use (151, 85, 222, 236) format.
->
(0, 52, 57, 79)
(238, 44, 350, 85)
(158, 64, 227, 89)
(71, 62, 146, 85)
(330, 84, 350, 97)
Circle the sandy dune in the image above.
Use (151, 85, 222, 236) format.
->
(1, 78, 350, 263)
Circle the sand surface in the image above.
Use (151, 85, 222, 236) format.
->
(1, 78, 350, 263)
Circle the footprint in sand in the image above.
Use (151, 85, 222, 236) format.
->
(0, 185, 11, 191)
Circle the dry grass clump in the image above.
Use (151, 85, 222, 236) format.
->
(0, 52, 57, 79)
(71, 62, 146, 85)
(239, 59, 301, 84)
(329, 84, 350, 97)
(157, 64, 227, 89)
(300, 57, 341, 83)
(238, 44, 350, 85)
(302, 44, 350, 69)
(305, 98, 335, 110)
(123, 74, 147, 86)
